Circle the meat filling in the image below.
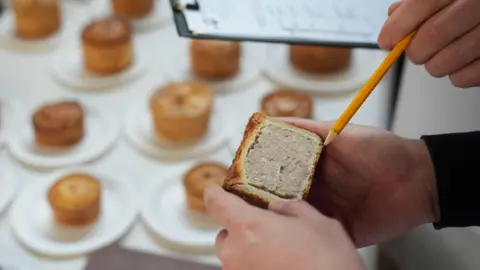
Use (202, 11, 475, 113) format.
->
(245, 124, 316, 198)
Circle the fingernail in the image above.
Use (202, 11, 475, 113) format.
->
(377, 39, 391, 50)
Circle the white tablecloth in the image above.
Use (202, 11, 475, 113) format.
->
(0, 1, 394, 269)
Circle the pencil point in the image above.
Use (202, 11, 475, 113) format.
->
(324, 131, 337, 146)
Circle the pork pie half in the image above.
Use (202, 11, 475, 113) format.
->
(224, 112, 323, 208)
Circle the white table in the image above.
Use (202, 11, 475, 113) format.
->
(0, 1, 394, 269)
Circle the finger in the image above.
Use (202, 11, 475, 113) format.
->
(275, 117, 333, 139)
(407, 0, 480, 64)
(215, 229, 228, 252)
(204, 185, 261, 229)
(388, 1, 402, 16)
(269, 200, 327, 222)
(449, 58, 480, 89)
(276, 117, 375, 141)
(425, 24, 480, 78)
(378, 0, 453, 49)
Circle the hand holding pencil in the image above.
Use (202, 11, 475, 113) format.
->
(324, 32, 416, 146)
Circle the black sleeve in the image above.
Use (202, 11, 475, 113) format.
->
(421, 131, 480, 229)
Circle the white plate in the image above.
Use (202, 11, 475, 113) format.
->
(0, 10, 64, 53)
(113, 0, 172, 32)
(0, 165, 15, 215)
(264, 45, 387, 93)
(10, 168, 138, 257)
(164, 44, 262, 93)
(0, 98, 18, 148)
(141, 172, 221, 247)
(0, 250, 34, 270)
(124, 101, 232, 160)
(51, 49, 147, 90)
(8, 103, 119, 168)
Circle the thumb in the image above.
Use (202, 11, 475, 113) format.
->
(388, 1, 402, 16)
(275, 117, 333, 139)
(204, 185, 259, 229)
(269, 200, 323, 220)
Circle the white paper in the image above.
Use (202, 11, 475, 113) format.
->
(178, 0, 396, 45)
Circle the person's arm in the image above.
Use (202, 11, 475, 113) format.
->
(421, 131, 480, 229)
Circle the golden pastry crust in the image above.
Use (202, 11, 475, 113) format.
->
(149, 81, 213, 143)
(13, 0, 61, 40)
(261, 89, 313, 119)
(112, 0, 154, 18)
(81, 16, 133, 74)
(184, 162, 228, 213)
(289, 45, 352, 74)
(33, 101, 84, 147)
(190, 39, 241, 79)
(48, 173, 101, 226)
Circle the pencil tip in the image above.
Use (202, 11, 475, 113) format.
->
(324, 131, 337, 146)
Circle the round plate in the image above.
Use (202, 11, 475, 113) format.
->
(0, 98, 19, 148)
(10, 168, 138, 257)
(263, 45, 386, 93)
(0, 165, 15, 215)
(0, 250, 34, 270)
(141, 172, 221, 247)
(0, 11, 64, 53)
(164, 44, 262, 93)
(8, 103, 119, 168)
(51, 49, 147, 90)
(124, 101, 232, 161)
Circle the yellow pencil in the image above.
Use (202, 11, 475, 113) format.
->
(324, 32, 416, 146)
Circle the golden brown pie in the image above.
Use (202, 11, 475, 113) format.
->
(82, 16, 133, 74)
(12, 0, 61, 40)
(261, 89, 313, 118)
(48, 173, 101, 226)
(289, 45, 352, 74)
(149, 81, 213, 143)
(33, 101, 84, 147)
(112, 0, 154, 19)
(190, 39, 241, 79)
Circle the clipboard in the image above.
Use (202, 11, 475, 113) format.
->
(170, 0, 397, 49)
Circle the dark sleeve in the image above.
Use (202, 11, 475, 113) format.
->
(421, 131, 480, 229)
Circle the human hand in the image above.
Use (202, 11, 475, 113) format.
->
(280, 118, 439, 247)
(378, 0, 480, 88)
(204, 185, 365, 270)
